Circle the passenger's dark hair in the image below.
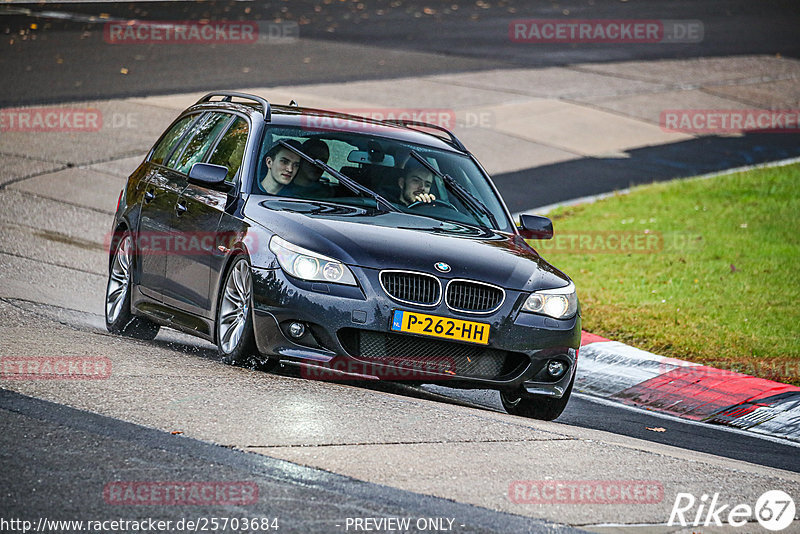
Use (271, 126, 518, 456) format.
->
(265, 138, 304, 161)
(301, 138, 330, 160)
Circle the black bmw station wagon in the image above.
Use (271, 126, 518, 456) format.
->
(105, 92, 581, 420)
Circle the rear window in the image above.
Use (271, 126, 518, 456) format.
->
(150, 115, 196, 165)
(208, 116, 249, 182)
(170, 113, 233, 175)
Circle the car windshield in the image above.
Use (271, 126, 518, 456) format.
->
(253, 125, 512, 232)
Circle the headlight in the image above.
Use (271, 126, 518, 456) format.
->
(269, 236, 357, 286)
(522, 282, 577, 319)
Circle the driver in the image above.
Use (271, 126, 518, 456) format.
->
(397, 161, 436, 206)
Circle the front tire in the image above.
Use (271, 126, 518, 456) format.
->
(216, 257, 275, 371)
(500, 373, 574, 421)
(105, 232, 160, 340)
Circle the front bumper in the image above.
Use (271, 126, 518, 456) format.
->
(250, 266, 580, 390)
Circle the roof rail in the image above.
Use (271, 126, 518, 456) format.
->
(383, 119, 467, 152)
(195, 91, 271, 121)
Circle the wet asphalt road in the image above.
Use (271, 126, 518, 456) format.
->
(1, 0, 798, 107)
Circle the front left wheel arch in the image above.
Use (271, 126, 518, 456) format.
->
(214, 252, 276, 371)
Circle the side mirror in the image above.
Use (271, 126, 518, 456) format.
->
(188, 163, 231, 189)
(518, 214, 553, 240)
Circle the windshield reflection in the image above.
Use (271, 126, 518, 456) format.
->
(252, 126, 512, 233)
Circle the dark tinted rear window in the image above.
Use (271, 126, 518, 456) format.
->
(150, 115, 196, 165)
(208, 116, 249, 182)
(171, 113, 232, 175)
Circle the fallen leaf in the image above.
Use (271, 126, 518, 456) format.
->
(646, 427, 666, 432)
(171, 431, 183, 435)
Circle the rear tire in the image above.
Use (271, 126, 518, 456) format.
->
(500, 373, 574, 421)
(105, 232, 160, 340)
(216, 257, 275, 371)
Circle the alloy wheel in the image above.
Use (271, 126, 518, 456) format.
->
(106, 235, 132, 323)
(219, 260, 252, 353)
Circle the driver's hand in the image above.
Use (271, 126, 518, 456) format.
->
(412, 193, 436, 204)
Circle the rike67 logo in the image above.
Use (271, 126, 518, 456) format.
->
(668, 490, 795, 531)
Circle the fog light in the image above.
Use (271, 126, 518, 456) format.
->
(288, 322, 306, 338)
(547, 360, 567, 378)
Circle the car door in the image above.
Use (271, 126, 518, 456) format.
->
(162, 112, 245, 318)
(136, 113, 200, 298)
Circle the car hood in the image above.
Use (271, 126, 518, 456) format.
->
(245, 198, 570, 291)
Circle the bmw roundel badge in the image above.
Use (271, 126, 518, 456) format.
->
(434, 262, 451, 273)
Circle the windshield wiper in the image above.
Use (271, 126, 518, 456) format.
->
(409, 150, 498, 229)
(278, 140, 399, 213)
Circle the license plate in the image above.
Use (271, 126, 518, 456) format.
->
(390, 310, 490, 345)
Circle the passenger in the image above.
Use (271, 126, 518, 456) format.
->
(397, 160, 436, 206)
(280, 138, 332, 198)
(260, 139, 302, 194)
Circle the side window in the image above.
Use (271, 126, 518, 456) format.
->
(170, 113, 232, 175)
(208, 117, 249, 183)
(166, 118, 201, 169)
(150, 115, 196, 165)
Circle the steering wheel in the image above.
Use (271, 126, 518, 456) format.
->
(407, 199, 457, 210)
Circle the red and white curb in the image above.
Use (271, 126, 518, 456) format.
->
(577, 332, 800, 443)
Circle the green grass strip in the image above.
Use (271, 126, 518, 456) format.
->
(532, 162, 800, 385)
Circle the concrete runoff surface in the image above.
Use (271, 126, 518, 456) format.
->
(2, 299, 800, 532)
(2, 55, 800, 531)
(0, 389, 582, 534)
